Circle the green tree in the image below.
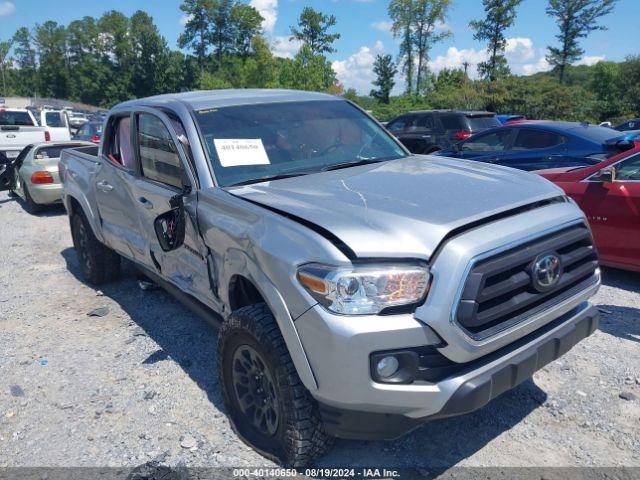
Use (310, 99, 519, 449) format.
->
(412, 0, 452, 94)
(589, 61, 624, 120)
(470, 0, 523, 81)
(178, 0, 213, 70)
(209, 0, 235, 68)
(279, 44, 337, 91)
(618, 56, 640, 117)
(389, 0, 415, 94)
(370, 54, 397, 103)
(431, 67, 465, 90)
(97, 11, 133, 103)
(244, 36, 279, 87)
(34, 21, 69, 99)
(129, 11, 171, 98)
(230, 3, 264, 57)
(0, 40, 12, 96)
(11, 27, 38, 97)
(546, 0, 618, 84)
(290, 7, 340, 54)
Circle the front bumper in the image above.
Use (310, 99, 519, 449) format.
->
(313, 304, 599, 440)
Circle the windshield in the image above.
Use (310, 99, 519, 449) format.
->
(194, 100, 406, 187)
(467, 115, 501, 130)
(35, 144, 84, 159)
(0, 110, 34, 126)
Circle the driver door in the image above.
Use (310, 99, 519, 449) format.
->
(574, 154, 640, 269)
(128, 109, 213, 302)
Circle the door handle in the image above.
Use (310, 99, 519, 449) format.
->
(96, 180, 113, 192)
(138, 197, 154, 209)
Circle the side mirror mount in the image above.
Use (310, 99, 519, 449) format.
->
(591, 166, 616, 183)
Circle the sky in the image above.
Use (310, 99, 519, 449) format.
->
(1, 0, 638, 93)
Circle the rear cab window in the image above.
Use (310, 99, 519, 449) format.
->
(104, 116, 134, 170)
(0, 110, 35, 126)
(45, 112, 68, 128)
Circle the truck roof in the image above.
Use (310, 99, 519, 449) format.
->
(116, 89, 340, 112)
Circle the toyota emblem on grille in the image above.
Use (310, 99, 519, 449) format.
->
(531, 253, 562, 291)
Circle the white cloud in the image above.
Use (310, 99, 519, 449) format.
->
(428, 46, 487, 76)
(179, 14, 192, 27)
(520, 56, 552, 75)
(332, 41, 385, 93)
(574, 55, 605, 66)
(505, 37, 535, 61)
(271, 36, 302, 59)
(250, 0, 278, 34)
(371, 20, 393, 32)
(0, 1, 15, 16)
(427, 37, 554, 77)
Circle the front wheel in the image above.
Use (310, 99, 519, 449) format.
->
(218, 303, 332, 466)
(70, 209, 121, 285)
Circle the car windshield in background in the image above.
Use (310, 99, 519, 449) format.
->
(467, 115, 501, 130)
(0, 111, 34, 126)
(194, 100, 406, 187)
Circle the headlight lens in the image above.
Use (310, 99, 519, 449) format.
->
(297, 263, 431, 315)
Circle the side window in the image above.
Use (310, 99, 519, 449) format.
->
(462, 130, 512, 152)
(387, 117, 408, 132)
(615, 155, 640, 181)
(137, 113, 184, 189)
(440, 114, 465, 131)
(105, 117, 133, 169)
(512, 129, 564, 150)
(415, 114, 435, 130)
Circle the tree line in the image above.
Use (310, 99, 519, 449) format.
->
(0, 2, 341, 107)
(0, 0, 635, 125)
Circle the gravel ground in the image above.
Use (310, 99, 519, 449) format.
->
(0, 190, 639, 471)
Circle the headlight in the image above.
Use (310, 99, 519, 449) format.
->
(296, 263, 431, 315)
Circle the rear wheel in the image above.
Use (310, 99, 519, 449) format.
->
(70, 209, 120, 285)
(23, 184, 43, 214)
(218, 303, 332, 466)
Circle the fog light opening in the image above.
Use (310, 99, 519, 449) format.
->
(376, 356, 400, 379)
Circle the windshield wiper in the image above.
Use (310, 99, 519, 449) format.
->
(229, 171, 310, 187)
(321, 158, 388, 172)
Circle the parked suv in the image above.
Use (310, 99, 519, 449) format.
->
(386, 109, 501, 154)
(47, 90, 600, 466)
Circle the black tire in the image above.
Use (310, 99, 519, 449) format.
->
(23, 184, 43, 214)
(70, 209, 121, 285)
(218, 303, 332, 466)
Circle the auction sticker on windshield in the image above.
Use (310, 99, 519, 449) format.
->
(214, 139, 270, 167)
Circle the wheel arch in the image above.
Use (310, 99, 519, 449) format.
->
(222, 252, 318, 392)
(65, 193, 106, 243)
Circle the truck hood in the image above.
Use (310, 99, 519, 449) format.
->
(227, 155, 563, 259)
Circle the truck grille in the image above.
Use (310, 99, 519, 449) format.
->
(456, 224, 599, 339)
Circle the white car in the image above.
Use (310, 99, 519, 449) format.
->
(0, 109, 50, 160)
(40, 110, 71, 142)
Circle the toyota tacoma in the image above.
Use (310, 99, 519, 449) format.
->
(46, 90, 600, 466)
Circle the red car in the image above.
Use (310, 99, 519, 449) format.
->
(537, 147, 640, 272)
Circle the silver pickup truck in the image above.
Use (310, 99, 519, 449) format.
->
(56, 90, 601, 466)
